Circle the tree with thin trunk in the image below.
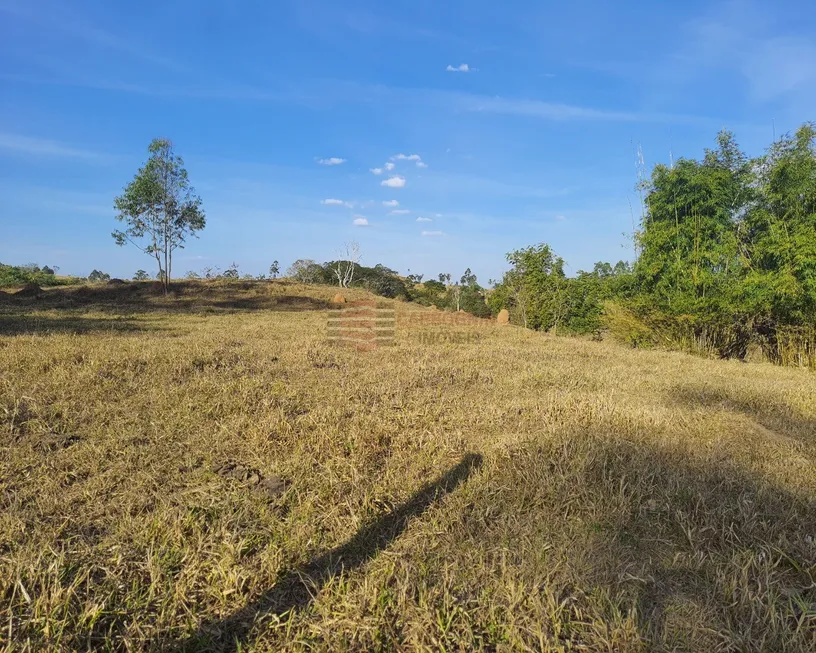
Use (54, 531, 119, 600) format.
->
(269, 261, 280, 279)
(452, 283, 461, 311)
(332, 241, 361, 288)
(113, 138, 205, 294)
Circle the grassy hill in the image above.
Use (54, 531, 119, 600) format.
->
(1, 281, 815, 651)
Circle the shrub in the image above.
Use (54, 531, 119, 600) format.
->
(601, 302, 656, 348)
(0, 262, 64, 287)
(459, 286, 491, 318)
(88, 270, 111, 283)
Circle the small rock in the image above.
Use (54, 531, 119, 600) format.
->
(214, 461, 288, 500)
(497, 309, 510, 325)
(259, 476, 288, 499)
(214, 462, 238, 478)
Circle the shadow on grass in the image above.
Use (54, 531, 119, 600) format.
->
(0, 313, 159, 336)
(449, 433, 816, 651)
(173, 453, 483, 652)
(169, 435, 816, 651)
(0, 281, 330, 315)
(667, 384, 816, 452)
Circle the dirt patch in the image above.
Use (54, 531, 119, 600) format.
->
(273, 295, 329, 310)
(23, 432, 81, 453)
(15, 283, 42, 298)
(214, 461, 288, 500)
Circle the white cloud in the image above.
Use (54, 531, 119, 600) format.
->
(22, 74, 710, 126)
(435, 213, 443, 218)
(317, 157, 346, 166)
(446, 64, 470, 72)
(555, 215, 566, 220)
(417, 217, 432, 222)
(321, 198, 352, 208)
(0, 4, 188, 74)
(389, 209, 410, 215)
(421, 230, 444, 236)
(0, 133, 109, 161)
(384, 162, 395, 171)
(677, 6, 816, 105)
(461, 94, 695, 123)
(392, 153, 421, 161)
(382, 199, 399, 207)
(353, 217, 369, 226)
(370, 167, 383, 175)
(381, 176, 406, 188)
(416, 161, 428, 168)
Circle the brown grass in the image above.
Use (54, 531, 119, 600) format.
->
(1, 281, 815, 651)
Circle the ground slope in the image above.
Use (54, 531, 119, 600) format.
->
(1, 281, 815, 652)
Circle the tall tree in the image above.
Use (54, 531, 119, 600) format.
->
(113, 138, 205, 294)
(744, 123, 816, 324)
(636, 130, 750, 319)
(287, 259, 323, 284)
(460, 268, 477, 287)
(269, 261, 280, 279)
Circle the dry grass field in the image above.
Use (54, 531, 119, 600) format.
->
(1, 281, 815, 652)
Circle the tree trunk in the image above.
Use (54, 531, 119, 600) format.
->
(154, 252, 163, 290)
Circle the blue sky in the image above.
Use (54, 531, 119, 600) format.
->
(2, 0, 815, 283)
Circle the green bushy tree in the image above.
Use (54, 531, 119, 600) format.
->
(113, 138, 205, 294)
(636, 130, 749, 321)
(742, 124, 816, 324)
(88, 269, 111, 282)
(0, 262, 60, 287)
(490, 244, 567, 331)
(287, 259, 325, 284)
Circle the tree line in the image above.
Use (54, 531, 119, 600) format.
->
(8, 129, 815, 367)
(104, 137, 495, 313)
(490, 123, 816, 366)
(0, 262, 66, 287)
(287, 258, 491, 315)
